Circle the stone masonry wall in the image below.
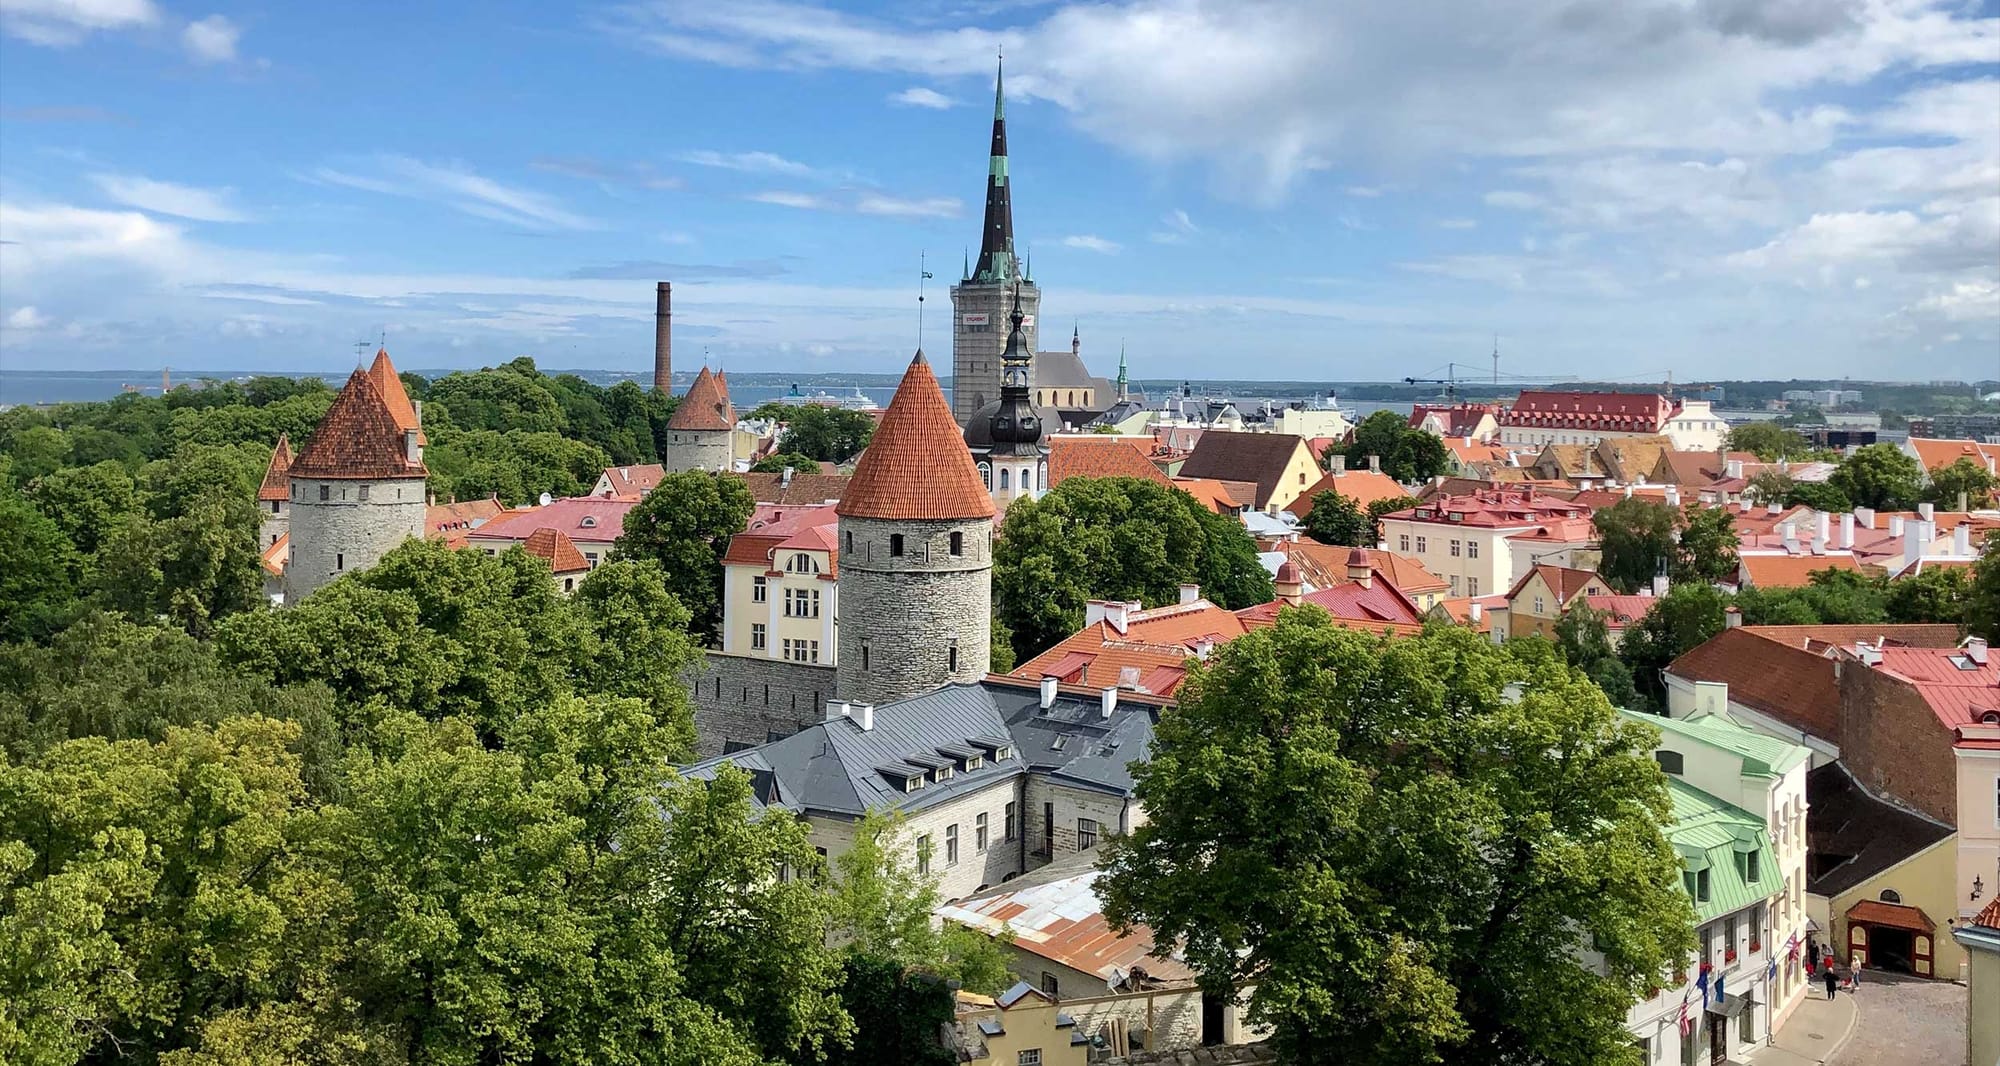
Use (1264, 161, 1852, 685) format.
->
(1838, 662, 1958, 824)
(663, 428, 732, 473)
(1062, 987, 1204, 1054)
(688, 651, 836, 755)
(1024, 776, 1135, 862)
(950, 280, 1039, 424)
(805, 775, 1026, 901)
(835, 515, 991, 705)
(285, 476, 425, 602)
(259, 499, 288, 551)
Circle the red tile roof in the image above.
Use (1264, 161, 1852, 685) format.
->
(1434, 594, 1506, 634)
(367, 348, 424, 445)
(1970, 896, 2000, 931)
(260, 531, 287, 577)
(1282, 468, 1411, 518)
(1738, 552, 1860, 589)
(1176, 431, 1311, 510)
(258, 434, 293, 501)
(521, 527, 592, 574)
(1869, 643, 2000, 748)
(1500, 390, 1671, 432)
(736, 471, 851, 505)
(1170, 477, 1242, 513)
(1271, 542, 1447, 597)
(1236, 577, 1426, 631)
(1744, 624, 1962, 652)
(1506, 517, 1598, 544)
(667, 366, 736, 431)
(469, 497, 635, 546)
(290, 367, 427, 480)
(1668, 626, 1843, 740)
(1012, 600, 1247, 696)
(1048, 437, 1171, 487)
(1506, 565, 1609, 606)
(1581, 593, 1652, 629)
(1383, 488, 1590, 529)
(1846, 898, 1935, 933)
(427, 496, 506, 547)
(1907, 437, 2000, 472)
(599, 464, 665, 498)
(837, 352, 995, 521)
(1409, 403, 1500, 437)
(723, 504, 840, 572)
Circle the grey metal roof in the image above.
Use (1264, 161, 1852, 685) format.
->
(681, 681, 1158, 816)
(1805, 760, 1954, 898)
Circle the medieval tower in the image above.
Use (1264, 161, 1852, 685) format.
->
(257, 433, 293, 549)
(662, 365, 736, 472)
(283, 349, 427, 602)
(835, 351, 994, 705)
(951, 59, 1039, 425)
(964, 287, 1052, 511)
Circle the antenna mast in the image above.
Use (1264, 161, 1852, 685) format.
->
(1492, 333, 1499, 385)
(917, 250, 934, 351)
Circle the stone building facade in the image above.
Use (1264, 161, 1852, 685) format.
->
(257, 433, 292, 550)
(687, 651, 837, 757)
(953, 280, 1039, 424)
(283, 351, 427, 603)
(662, 365, 736, 473)
(837, 514, 993, 706)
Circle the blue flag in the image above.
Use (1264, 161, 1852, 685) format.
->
(1696, 966, 1711, 1008)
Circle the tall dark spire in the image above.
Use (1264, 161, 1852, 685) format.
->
(970, 55, 1015, 284)
(987, 283, 1042, 455)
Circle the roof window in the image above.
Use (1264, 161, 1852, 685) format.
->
(580, 516, 597, 528)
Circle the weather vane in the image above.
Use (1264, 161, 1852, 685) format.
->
(917, 250, 934, 351)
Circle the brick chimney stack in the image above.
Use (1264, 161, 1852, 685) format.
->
(653, 282, 672, 393)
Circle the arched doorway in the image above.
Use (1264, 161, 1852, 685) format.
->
(1844, 898, 1936, 976)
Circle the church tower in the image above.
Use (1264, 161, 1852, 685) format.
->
(284, 349, 427, 603)
(662, 365, 736, 472)
(836, 351, 995, 706)
(951, 57, 1040, 425)
(964, 286, 1052, 511)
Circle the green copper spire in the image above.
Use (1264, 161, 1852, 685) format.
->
(993, 52, 1005, 122)
(1117, 343, 1129, 401)
(971, 55, 1015, 284)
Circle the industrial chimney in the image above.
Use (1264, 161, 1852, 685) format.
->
(653, 282, 672, 393)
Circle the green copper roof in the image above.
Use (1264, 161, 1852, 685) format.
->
(1623, 709, 1810, 776)
(1665, 779, 1781, 923)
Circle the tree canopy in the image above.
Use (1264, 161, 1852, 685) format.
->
(993, 477, 1273, 660)
(1302, 490, 1370, 547)
(1099, 612, 1694, 1065)
(746, 404, 875, 464)
(1828, 443, 1925, 511)
(1725, 423, 1813, 462)
(1593, 499, 1738, 595)
(1343, 411, 1448, 483)
(611, 471, 755, 644)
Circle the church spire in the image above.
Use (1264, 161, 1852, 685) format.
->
(971, 55, 1014, 284)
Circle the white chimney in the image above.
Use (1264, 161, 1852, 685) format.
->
(853, 703, 874, 731)
(1955, 523, 1972, 556)
(1918, 502, 1934, 521)
(1100, 686, 1118, 719)
(1968, 637, 1989, 665)
(1889, 515, 1905, 537)
(1368, 454, 1381, 473)
(1725, 458, 1744, 479)
(1664, 485, 1680, 507)
(1816, 511, 1831, 545)
(1903, 521, 1929, 570)
(1040, 676, 1059, 709)
(826, 700, 849, 723)
(1765, 500, 1781, 515)
(1331, 454, 1346, 474)
(405, 428, 421, 464)
(1840, 513, 1855, 549)
(1652, 569, 1671, 598)
(1725, 606, 1742, 629)
(1468, 601, 1483, 623)
(1084, 600, 1111, 627)
(1855, 507, 1876, 529)
(1179, 582, 1201, 605)
(1101, 601, 1137, 634)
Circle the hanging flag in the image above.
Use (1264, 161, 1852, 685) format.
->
(1678, 992, 1693, 1037)
(1696, 962, 1712, 1008)
(1786, 933, 1800, 963)
(1715, 971, 1726, 1005)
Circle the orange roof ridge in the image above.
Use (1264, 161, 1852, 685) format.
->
(258, 433, 294, 500)
(837, 351, 995, 521)
(521, 526, 592, 573)
(367, 348, 425, 444)
(291, 367, 427, 480)
(668, 366, 736, 431)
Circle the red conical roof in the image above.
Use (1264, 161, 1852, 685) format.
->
(368, 348, 425, 445)
(521, 526, 591, 573)
(837, 351, 995, 521)
(258, 433, 294, 500)
(291, 368, 427, 480)
(667, 366, 735, 431)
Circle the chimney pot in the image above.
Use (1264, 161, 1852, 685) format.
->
(1039, 676, 1059, 709)
(1100, 686, 1117, 719)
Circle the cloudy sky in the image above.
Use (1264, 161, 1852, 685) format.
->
(1, 0, 1996, 381)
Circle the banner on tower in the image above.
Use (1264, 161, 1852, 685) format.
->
(1020, 315, 1035, 327)
(961, 313, 990, 326)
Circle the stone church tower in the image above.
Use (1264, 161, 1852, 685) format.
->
(951, 58, 1039, 425)
(663, 365, 736, 472)
(284, 349, 427, 603)
(836, 351, 995, 705)
(964, 287, 1053, 511)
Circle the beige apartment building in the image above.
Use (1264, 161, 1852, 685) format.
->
(1377, 488, 1591, 600)
(718, 504, 840, 666)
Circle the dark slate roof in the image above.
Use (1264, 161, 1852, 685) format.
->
(681, 680, 1161, 816)
(1805, 760, 1954, 898)
(1176, 431, 1310, 509)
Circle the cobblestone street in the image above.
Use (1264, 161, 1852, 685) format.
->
(1826, 971, 1967, 1066)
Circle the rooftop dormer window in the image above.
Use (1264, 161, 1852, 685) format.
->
(580, 516, 597, 528)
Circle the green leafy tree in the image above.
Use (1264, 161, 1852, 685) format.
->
(1099, 612, 1695, 1065)
(819, 956, 956, 1066)
(25, 459, 140, 558)
(1592, 497, 1679, 594)
(1673, 505, 1741, 586)
(1734, 570, 1888, 627)
(1829, 444, 1925, 511)
(1785, 480, 1852, 513)
(0, 484, 81, 643)
(827, 812, 1015, 995)
(572, 559, 703, 759)
(4, 425, 71, 483)
(989, 615, 1017, 674)
(994, 477, 1273, 660)
(1886, 565, 1969, 626)
(1619, 583, 1732, 708)
(1926, 458, 1997, 508)
(612, 471, 755, 644)
(1967, 537, 2000, 641)
(1303, 489, 1370, 546)
(1367, 494, 1420, 544)
(425, 363, 567, 433)
(1727, 423, 1813, 462)
(751, 451, 824, 474)
(1552, 604, 1640, 708)
(747, 404, 877, 464)
(94, 486, 264, 640)
(1343, 411, 1447, 483)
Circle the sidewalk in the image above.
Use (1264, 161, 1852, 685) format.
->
(1749, 987, 1857, 1066)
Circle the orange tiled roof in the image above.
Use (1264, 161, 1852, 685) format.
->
(521, 527, 592, 573)
(1013, 600, 1247, 696)
(736, 471, 851, 505)
(1669, 626, 1843, 739)
(1275, 542, 1447, 597)
(367, 348, 425, 445)
(1170, 477, 1242, 513)
(1506, 564, 1608, 606)
(1739, 552, 1860, 589)
(667, 366, 736, 431)
(428, 496, 506, 548)
(599, 464, 666, 498)
(260, 531, 288, 577)
(1908, 437, 2000, 472)
(290, 367, 427, 480)
(1283, 468, 1411, 518)
(1049, 437, 1171, 487)
(836, 352, 995, 521)
(258, 434, 293, 501)
(1970, 896, 2000, 931)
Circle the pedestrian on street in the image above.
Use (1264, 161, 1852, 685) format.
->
(1822, 957, 1840, 999)
(1850, 960, 1862, 988)
(1807, 938, 1821, 973)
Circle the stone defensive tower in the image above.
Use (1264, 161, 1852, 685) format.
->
(257, 432, 293, 550)
(836, 351, 995, 705)
(284, 349, 427, 603)
(662, 365, 736, 472)
(951, 58, 1039, 425)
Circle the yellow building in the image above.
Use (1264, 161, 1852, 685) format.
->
(1500, 564, 1611, 642)
(718, 504, 839, 664)
(1805, 761, 1964, 981)
(1950, 898, 2000, 1066)
(956, 983, 1089, 1066)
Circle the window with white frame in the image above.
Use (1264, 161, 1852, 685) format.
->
(1415, 535, 1427, 552)
(750, 623, 766, 650)
(1399, 534, 1410, 552)
(1450, 539, 1461, 557)
(752, 576, 768, 602)
(786, 553, 820, 574)
(916, 835, 930, 874)
(785, 587, 821, 618)
(1467, 540, 1478, 559)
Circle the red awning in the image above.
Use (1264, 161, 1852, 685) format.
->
(1845, 899, 1935, 933)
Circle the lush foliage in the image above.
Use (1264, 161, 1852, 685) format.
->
(1926, 458, 1997, 508)
(1553, 603, 1640, 709)
(1302, 489, 1370, 546)
(1968, 536, 2000, 642)
(746, 403, 876, 464)
(1617, 583, 1732, 709)
(1593, 499, 1738, 595)
(994, 476, 1274, 660)
(612, 471, 756, 644)
(1827, 443, 1925, 512)
(1100, 613, 1695, 1065)
(1726, 423, 1814, 462)
(751, 451, 825, 474)
(1342, 411, 1448, 483)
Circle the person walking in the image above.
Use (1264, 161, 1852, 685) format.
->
(1807, 938, 1821, 974)
(1822, 955, 1841, 999)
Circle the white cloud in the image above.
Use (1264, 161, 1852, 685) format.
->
(1909, 280, 2000, 323)
(1062, 234, 1121, 254)
(89, 172, 249, 221)
(307, 157, 596, 230)
(746, 190, 831, 210)
(1149, 208, 1198, 243)
(1, 0, 158, 46)
(181, 13, 237, 62)
(889, 86, 954, 109)
(854, 193, 959, 218)
(679, 149, 818, 177)
(6, 305, 51, 329)
(1483, 190, 1540, 210)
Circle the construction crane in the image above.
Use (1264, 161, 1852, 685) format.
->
(1403, 362, 1490, 401)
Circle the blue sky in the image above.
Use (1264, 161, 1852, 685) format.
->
(2, 0, 1996, 382)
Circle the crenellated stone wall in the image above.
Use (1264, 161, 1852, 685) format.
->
(687, 651, 837, 755)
